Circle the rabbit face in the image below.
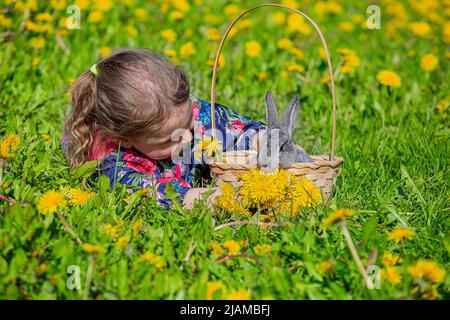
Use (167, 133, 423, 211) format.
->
(258, 91, 313, 169)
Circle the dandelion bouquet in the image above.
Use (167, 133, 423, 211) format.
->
(213, 168, 322, 220)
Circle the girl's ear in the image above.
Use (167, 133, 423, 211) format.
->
(281, 94, 299, 138)
(265, 91, 279, 127)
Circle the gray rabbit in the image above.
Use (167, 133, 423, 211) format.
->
(258, 91, 313, 170)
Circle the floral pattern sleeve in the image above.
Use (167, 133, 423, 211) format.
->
(92, 147, 192, 207)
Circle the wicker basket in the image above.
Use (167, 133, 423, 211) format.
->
(207, 4, 344, 202)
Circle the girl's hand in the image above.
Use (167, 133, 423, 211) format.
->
(183, 187, 220, 210)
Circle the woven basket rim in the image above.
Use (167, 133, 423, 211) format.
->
(210, 154, 344, 170)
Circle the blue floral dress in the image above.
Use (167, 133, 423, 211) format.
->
(62, 93, 266, 206)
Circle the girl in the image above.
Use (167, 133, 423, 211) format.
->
(62, 49, 266, 209)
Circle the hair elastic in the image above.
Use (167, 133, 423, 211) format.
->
(90, 64, 98, 76)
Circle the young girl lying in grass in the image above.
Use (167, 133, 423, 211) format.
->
(62, 49, 266, 209)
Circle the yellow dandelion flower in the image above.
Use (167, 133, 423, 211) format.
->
(214, 183, 250, 216)
(69, 188, 96, 206)
(93, 0, 112, 11)
(116, 235, 130, 249)
(172, 0, 190, 12)
(194, 138, 222, 161)
(409, 22, 431, 37)
(437, 98, 449, 114)
(207, 27, 220, 41)
(238, 240, 247, 247)
(99, 46, 112, 58)
(88, 10, 103, 23)
(377, 70, 401, 88)
(322, 208, 355, 227)
(206, 281, 227, 300)
(387, 227, 414, 243)
(133, 218, 143, 236)
(272, 12, 285, 25)
(82, 243, 106, 254)
(30, 36, 45, 49)
(180, 42, 195, 58)
(320, 74, 336, 84)
(282, 176, 322, 214)
(169, 10, 184, 21)
(408, 259, 446, 284)
(36, 13, 53, 22)
(239, 18, 252, 30)
(338, 21, 354, 32)
(75, 0, 90, 10)
(215, 54, 226, 67)
(316, 260, 335, 273)
(382, 267, 402, 285)
(256, 71, 267, 81)
(165, 49, 177, 58)
(135, 8, 148, 21)
(344, 53, 360, 68)
(139, 252, 165, 270)
(287, 62, 305, 73)
(209, 242, 225, 255)
(277, 38, 293, 50)
(407, 49, 416, 57)
(340, 64, 355, 74)
(0, 14, 12, 28)
(36, 263, 48, 276)
(239, 170, 275, 208)
(223, 240, 240, 255)
(15, 0, 38, 11)
(419, 286, 440, 300)
(287, 13, 311, 35)
(51, 0, 66, 10)
(382, 252, 402, 267)
(318, 47, 327, 60)
(0, 133, 20, 159)
(420, 53, 439, 72)
(103, 223, 119, 237)
(126, 26, 138, 38)
(254, 244, 271, 256)
(444, 22, 450, 44)
(245, 40, 261, 58)
(224, 4, 239, 16)
(226, 288, 250, 300)
(291, 48, 304, 59)
(37, 190, 66, 215)
(281, 0, 299, 10)
(160, 29, 176, 43)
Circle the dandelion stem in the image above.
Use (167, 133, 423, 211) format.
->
(83, 257, 95, 300)
(340, 222, 369, 283)
(184, 242, 197, 262)
(57, 212, 83, 245)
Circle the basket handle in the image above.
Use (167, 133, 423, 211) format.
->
(210, 3, 337, 161)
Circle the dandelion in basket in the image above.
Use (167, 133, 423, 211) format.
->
(213, 169, 323, 218)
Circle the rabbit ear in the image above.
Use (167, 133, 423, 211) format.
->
(281, 94, 299, 138)
(265, 91, 279, 127)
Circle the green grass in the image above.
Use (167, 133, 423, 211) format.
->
(0, 0, 449, 299)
